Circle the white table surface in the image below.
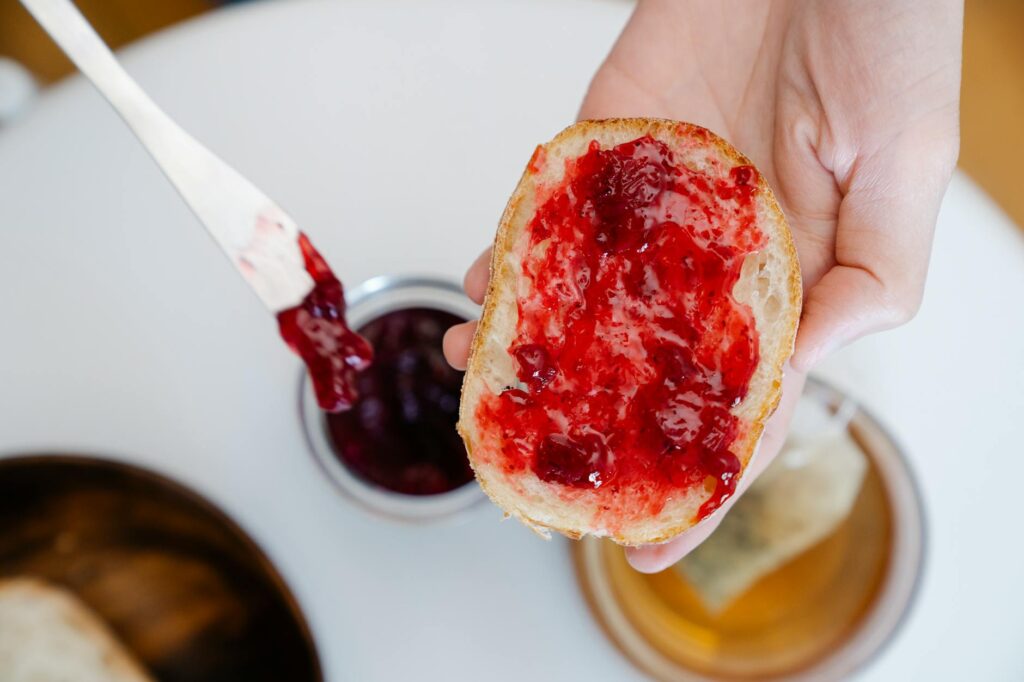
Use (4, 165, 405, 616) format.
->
(0, 1, 1021, 680)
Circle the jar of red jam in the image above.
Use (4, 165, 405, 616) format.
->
(300, 276, 484, 522)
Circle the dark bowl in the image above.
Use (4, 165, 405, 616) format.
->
(0, 454, 322, 682)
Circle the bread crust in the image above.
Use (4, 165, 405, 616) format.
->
(459, 119, 802, 545)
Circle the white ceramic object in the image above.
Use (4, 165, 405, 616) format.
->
(0, 1, 1021, 680)
(0, 57, 38, 124)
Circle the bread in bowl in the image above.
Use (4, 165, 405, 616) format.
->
(0, 578, 153, 682)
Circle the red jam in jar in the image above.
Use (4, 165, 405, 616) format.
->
(476, 134, 766, 524)
(326, 308, 474, 495)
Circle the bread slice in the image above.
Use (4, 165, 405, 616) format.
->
(0, 578, 154, 682)
(459, 119, 801, 546)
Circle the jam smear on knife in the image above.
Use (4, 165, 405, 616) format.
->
(277, 233, 373, 412)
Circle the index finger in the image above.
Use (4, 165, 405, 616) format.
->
(625, 369, 808, 572)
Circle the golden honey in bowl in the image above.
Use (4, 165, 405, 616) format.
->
(574, 381, 923, 681)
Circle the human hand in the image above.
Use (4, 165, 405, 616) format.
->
(444, 0, 961, 571)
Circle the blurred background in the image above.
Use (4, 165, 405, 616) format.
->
(0, 0, 1021, 228)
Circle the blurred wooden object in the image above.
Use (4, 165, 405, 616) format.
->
(0, 0, 210, 82)
(0, 0, 1021, 228)
(0, 456, 322, 682)
(960, 0, 1024, 228)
